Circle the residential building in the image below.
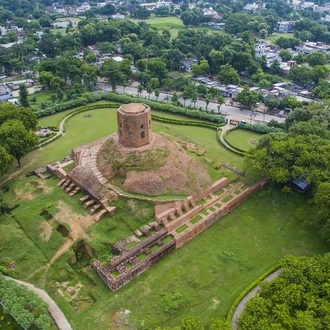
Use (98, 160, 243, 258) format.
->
(277, 21, 294, 32)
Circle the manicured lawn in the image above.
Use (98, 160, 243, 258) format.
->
(6, 184, 325, 330)
(129, 16, 229, 39)
(1, 102, 329, 330)
(28, 91, 56, 104)
(266, 32, 294, 44)
(225, 129, 263, 152)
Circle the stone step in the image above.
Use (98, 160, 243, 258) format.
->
(65, 183, 75, 193)
(69, 187, 80, 197)
(79, 195, 90, 204)
(57, 178, 66, 187)
(62, 179, 71, 189)
(94, 209, 108, 222)
(89, 204, 102, 214)
(84, 199, 95, 209)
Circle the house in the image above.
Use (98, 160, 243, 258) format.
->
(295, 41, 330, 54)
(0, 85, 13, 101)
(180, 58, 197, 73)
(244, 3, 259, 11)
(277, 21, 294, 32)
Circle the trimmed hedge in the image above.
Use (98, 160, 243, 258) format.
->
(217, 130, 245, 157)
(223, 127, 248, 154)
(151, 114, 222, 130)
(226, 265, 281, 324)
(34, 91, 226, 125)
(102, 93, 226, 124)
(238, 123, 283, 133)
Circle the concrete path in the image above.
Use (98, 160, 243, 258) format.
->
(218, 122, 243, 154)
(4, 276, 73, 330)
(231, 269, 281, 330)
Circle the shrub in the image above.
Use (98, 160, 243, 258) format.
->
(238, 123, 283, 133)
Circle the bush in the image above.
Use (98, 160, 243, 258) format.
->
(238, 123, 283, 133)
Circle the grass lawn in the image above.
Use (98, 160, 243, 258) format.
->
(225, 129, 263, 152)
(129, 16, 228, 39)
(28, 91, 56, 104)
(266, 32, 294, 44)
(1, 103, 329, 329)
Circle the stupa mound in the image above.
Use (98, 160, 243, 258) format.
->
(97, 132, 211, 196)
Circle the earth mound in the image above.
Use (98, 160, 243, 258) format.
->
(97, 133, 211, 196)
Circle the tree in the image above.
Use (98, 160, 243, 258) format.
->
(147, 58, 168, 83)
(0, 146, 12, 175)
(264, 97, 280, 110)
(307, 52, 328, 67)
(279, 49, 293, 62)
(191, 59, 209, 75)
(0, 104, 37, 131)
(217, 64, 240, 85)
(236, 87, 259, 109)
(239, 254, 330, 329)
(270, 59, 281, 74)
(311, 65, 330, 84)
(18, 84, 29, 108)
(288, 65, 312, 86)
(313, 79, 330, 99)
(100, 59, 124, 91)
(0, 120, 38, 166)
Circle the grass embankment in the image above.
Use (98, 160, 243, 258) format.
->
(225, 129, 263, 152)
(0, 103, 329, 329)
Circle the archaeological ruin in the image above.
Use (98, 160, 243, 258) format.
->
(43, 103, 268, 291)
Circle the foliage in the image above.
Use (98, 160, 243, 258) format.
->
(236, 87, 260, 109)
(0, 119, 38, 166)
(217, 64, 240, 85)
(0, 275, 53, 330)
(239, 123, 283, 134)
(0, 146, 12, 176)
(18, 84, 29, 108)
(239, 254, 330, 330)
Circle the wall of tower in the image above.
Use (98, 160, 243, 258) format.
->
(117, 103, 152, 147)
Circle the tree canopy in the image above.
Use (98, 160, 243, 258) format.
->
(240, 254, 330, 330)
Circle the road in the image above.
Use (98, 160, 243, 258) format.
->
(97, 82, 285, 124)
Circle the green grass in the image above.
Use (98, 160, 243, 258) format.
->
(129, 16, 228, 39)
(225, 129, 263, 152)
(1, 102, 329, 329)
(28, 91, 56, 104)
(38, 186, 329, 330)
(266, 32, 294, 44)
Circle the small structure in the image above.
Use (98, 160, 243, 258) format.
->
(290, 177, 310, 193)
(117, 103, 152, 148)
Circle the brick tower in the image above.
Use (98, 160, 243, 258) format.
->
(117, 103, 152, 147)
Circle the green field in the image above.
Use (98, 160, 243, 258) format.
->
(266, 32, 294, 44)
(1, 103, 329, 330)
(225, 129, 263, 152)
(129, 16, 228, 38)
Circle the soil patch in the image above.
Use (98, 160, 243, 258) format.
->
(39, 220, 53, 242)
(97, 133, 211, 196)
(14, 179, 53, 201)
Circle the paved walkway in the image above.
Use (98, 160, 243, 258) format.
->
(218, 122, 243, 154)
(4, 276, 73, 330)
(231, 269, 281, 330)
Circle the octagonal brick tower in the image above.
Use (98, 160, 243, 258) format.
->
(117, 103, 152, 147)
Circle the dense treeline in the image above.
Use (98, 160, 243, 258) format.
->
(245, 102, 330, 240)
(0, 274, 54, 329)
(240, 254, 330, 330)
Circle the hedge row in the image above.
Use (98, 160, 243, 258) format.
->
(34, 92, 226, 124)
(151, 114, 221, 130)
(226, 265, 281, 324)
(223, 127, 247, 154)
(217, 130, 245, 157)
(239, 123, 283, 133)
(102, 93, 226, 124)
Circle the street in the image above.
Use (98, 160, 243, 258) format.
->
(96, 82, 286, 124)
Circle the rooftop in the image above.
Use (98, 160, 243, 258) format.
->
(119, 103, 149, 114)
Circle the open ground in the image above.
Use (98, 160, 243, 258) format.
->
(0, 103, 328, 329)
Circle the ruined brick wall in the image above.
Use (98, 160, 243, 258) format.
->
(117, 103, 152, 147)
(174, 179, 268, 248)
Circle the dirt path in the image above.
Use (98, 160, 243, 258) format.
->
(231, 269, 281, 330)
(4, 276, 73, 330)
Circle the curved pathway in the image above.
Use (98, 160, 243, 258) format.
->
(219, 122, 242, 154)
(37, 112, 76, 148)
(231, 269, 281, 330)
(4, 275, 73, 330)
